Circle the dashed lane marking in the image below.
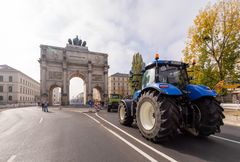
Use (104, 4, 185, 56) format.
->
(95, 113, 178, 162)
(7, 155, 16, 162)
(39, 117, 43, 124)
(212, 135, 240, 145)
(84, 113, 158, 162)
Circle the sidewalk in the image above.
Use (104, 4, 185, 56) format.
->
(221, 103, 240, 110)
(223, 109, 240, 127)
(57, 106, 98, 113)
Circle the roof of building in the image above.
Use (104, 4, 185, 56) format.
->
(0, 64, 19, 72)
(110, 73, 129, 77)
(0, 64, 39, 84)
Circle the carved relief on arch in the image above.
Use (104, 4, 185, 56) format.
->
(47, 81, 63, 91)
(68, 70, 86, 81)
(93, 83, 103, 93)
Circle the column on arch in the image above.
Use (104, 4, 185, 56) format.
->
(40, 55, 48, 103)
(103, 65, 108, 107)
(87, 61, 93, 102)
(62, 52, 69, 105)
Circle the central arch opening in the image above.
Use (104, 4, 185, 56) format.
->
(69, 77, 86, 105)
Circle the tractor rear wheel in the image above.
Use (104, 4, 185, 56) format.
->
(118, 102, 133, 126)
(194, 97, 225, 136)
(136, 91, 180, 142)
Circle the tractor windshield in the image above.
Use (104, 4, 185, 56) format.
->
(157, 65, 188, 88)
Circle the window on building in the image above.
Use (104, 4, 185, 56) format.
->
(0, 86, 3, 92)
(20, 86, 22, 93)
(8, 86, 12, 92)
(20, 96, 22, 101)
(9, 76, 13, 82)
(0, 76, 3, 82)
(20, 78, 22, 83)
(8, 96, 12, 101)
(0, 96, 3, 101)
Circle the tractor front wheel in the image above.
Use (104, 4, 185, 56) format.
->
(118, 102, 133, 126)
(136, 91, 180, 142)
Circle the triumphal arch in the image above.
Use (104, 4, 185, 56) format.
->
(39, 37, 109, 106)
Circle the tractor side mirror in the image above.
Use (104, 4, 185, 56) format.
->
(192, 59, 196, 66)
(141, 63, 146, 73)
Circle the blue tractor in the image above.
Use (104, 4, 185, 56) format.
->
(118, 54, 225, 142)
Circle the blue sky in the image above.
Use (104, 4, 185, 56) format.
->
(0, 0, 216, 98)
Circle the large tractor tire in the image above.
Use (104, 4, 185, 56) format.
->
(194, 97, 225, 136)
(136, 91, 180, 142)
(118, 102, 133, 126)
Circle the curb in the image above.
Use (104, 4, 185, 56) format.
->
(223, 120, 240, 127)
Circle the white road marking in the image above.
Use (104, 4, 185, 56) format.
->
(102, 124, 158, 162)
(7, 155, 16, 162)
(84, 113, 100, 124)
(85, 113, 158, 162)
(39, 117, 43, 124)
(212, 135, 240, 145)
(95, 113, 178, 162)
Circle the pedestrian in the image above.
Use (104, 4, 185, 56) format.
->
(41, 102, 44, 111)
(88, 99, 93, 108)
(44, 101, 48, 112)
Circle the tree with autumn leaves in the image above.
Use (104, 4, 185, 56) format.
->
(183, 0, 240, 92)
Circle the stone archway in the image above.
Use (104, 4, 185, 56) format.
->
(93, 85, 103, 102)
(68, 72, 86, 104)
(39, 43, 109, 106)
(49, 85, 62, 106)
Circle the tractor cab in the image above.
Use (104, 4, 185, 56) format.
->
(142, 59, 189, 90)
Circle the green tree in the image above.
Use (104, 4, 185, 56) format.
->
(129, 53, 145, 94)
(184, 0, 240, 90)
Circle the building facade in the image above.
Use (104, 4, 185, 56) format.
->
(108, 73, 131, 97)
(0, 65, 40, 105)
(70, 92, 84, 105)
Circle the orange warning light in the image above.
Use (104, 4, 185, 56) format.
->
(192, 59, 196, 65)
(154, 53, 159, 60)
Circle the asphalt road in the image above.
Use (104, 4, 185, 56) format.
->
(0, 107, 239, 162)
